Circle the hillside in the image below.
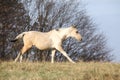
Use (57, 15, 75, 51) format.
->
(0, 61, 120, 80)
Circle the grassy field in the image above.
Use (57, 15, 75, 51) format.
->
(0, 61, 120, 80)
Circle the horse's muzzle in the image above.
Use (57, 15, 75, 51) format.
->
(78, 38, 83, 42)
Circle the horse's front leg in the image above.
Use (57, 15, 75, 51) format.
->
(51, 49, 56, 63)
(56, 46, 75, 63)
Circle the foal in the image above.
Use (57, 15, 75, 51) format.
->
(11, 26, 82, 63)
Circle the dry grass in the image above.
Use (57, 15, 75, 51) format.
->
(0, 61, 120, 80)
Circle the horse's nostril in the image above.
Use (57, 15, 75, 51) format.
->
(81, 38, 83, 41)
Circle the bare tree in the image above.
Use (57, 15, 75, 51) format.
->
(0, 0, 112, 62)
(0, 0, 30, 60)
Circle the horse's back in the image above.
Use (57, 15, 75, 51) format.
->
(23, 31, 53, 50)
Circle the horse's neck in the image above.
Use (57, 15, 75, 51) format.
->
(59, 28, 70, 40)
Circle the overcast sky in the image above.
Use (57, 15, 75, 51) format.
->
(83, 0, 120, 62)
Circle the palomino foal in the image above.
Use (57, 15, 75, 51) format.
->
(11, 26, 82, 63)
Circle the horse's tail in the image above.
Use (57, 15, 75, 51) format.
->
(10, 32, 27, 42)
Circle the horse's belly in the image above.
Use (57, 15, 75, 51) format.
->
(34, 40, 52, 50)
(35, 44, 51, 50)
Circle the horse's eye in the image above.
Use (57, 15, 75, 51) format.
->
(76, 31, 78, 33)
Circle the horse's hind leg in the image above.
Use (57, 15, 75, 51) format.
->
(20, 45, 32, 62)
(15, 45, 32, 62)
(14, 52, 21, 62)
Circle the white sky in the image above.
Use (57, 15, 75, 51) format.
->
(83, 0, 120, 62)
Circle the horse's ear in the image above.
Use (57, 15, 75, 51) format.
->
(71, 24, 76, 28)
(56, 29, 59, 31)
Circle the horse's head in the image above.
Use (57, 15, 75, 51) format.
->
(68, 26, 82, 42)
